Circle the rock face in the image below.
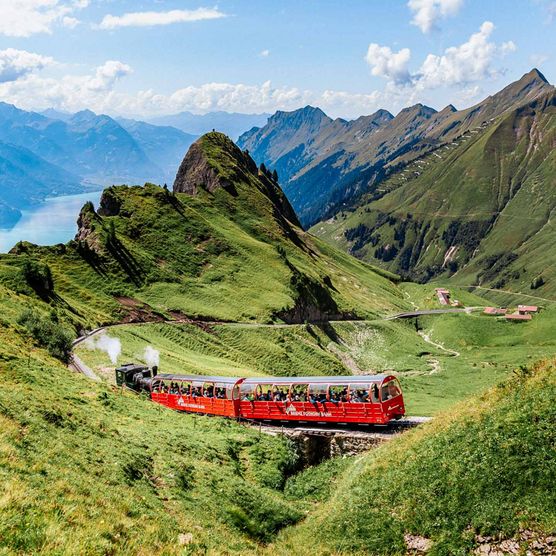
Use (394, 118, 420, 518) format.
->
(173, 132, 301, 227)
(173, 138, 236, 196)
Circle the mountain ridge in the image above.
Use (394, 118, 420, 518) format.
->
(238, 69, 554, 227)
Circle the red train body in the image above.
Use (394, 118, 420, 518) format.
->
(147, 373, 405, 425)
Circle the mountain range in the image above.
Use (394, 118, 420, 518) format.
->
(147, 110, 269, 141)
(238, 69, 553, 228)
(313, 84, 556, 296)
(0, 103, 197, 227)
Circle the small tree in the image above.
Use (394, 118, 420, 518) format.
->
(272, 169, 279, 183)
(22, 259, 54, 298)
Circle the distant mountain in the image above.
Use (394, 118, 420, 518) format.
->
(117, 118, 197, 184)
(148, 111, 270, 140)
(239, 69, 553, 227)
(0, 104, 197, 227)
(312, 84, 556, 296)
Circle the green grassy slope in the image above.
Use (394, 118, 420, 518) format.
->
(312, 91, 556, 298)
(277, 358, 556, 555)
(0, 324, 316, 554)
(0, 133, 407, 336)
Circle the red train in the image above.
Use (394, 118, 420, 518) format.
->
(115, 364, 405, 425)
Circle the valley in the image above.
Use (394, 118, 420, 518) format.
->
(1, 73, 556, 554)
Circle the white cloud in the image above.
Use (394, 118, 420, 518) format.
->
(415, 21, 515, 88)
(98, 7, 227, 30)
(408, 0, 464, 33)
(366, 21, 516, 94)
(259, 49, 270, 58)
(0, 0, 88, 37)
(0, 48, 53, 83)
(0, 59, 132, 112)
(62, 16, 80, 28)
(365, 44, 411, 84)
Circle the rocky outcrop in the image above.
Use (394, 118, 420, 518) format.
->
(173, 139, 236, 196)
(173, 132, 301, 227)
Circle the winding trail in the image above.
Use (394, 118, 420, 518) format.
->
(418, 330, 460, 357)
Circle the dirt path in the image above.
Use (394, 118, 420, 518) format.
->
(418, 330, 460, 357)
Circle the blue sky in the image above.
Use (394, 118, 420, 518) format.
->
(0, 0, 554, 118)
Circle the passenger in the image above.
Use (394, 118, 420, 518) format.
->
(351, 390, 362, 403)
(340, 388, 349, 403)
(371, 384, 380, 402)
(387, 382, 400, 399)
(329, 390, 339, 404)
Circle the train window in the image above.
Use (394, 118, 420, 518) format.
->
(179, 382, 192, 396)
(329, 385, 349, 403)
(203, 383, 215, 398)
(350, 385, 370, 403)
(191, 382, 204, 398)
(272, 385, 289, 401)
(370, 383, 380, 403)
(256, 384, 274, 401)
(309, 384, 329, 403)
(214, 383, 228, 399)
(239, 384, 255, 401)
(291, 384, 308, 402)
(381, 379, 401, 401)
(151, 379, 163, 393)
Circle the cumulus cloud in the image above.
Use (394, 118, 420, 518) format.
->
(62, 16, 80, 28)
(98, 7, 227, 30)
(408, 0, 464, 33)
(259, 49, 270, 58)
(0, 0, 89, 37)
(366, 21, 516, 95)
(0, 59, 132, 113)
(365, 44, 411, 84)
(0, 48, 53, 83)
(415, 21, 515, 88)
(0, 61, 387, 119)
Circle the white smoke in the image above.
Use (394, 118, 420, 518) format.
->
(143, 345, 160, 368)
(84, 332, 122, 364)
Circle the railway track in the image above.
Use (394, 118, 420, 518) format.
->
(244, 415, 430, 436)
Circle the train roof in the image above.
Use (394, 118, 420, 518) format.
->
(151, 373, 393, 385)
(154, 373, 241, 385)
(242, 375, 390, 385)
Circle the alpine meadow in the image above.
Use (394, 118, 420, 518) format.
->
(0, 2, 555, 556)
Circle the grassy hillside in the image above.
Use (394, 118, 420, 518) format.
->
(0, 321, 319, 554)
(277, 358, 556, 555)
(0, 133, 408, 337)
(312, 90, 556, 298)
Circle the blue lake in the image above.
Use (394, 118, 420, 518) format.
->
(0, 190, 103, 253)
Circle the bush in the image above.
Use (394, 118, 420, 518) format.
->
(531, 276, 545, 290)
(22, 259, 54, 298)
(17, 309, 73, 362)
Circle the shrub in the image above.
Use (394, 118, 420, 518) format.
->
(17, 309, 73, 362)
(22, 259, 54, 298)
(531, 276, 545, 290)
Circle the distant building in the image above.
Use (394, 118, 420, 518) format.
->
(517, 305, 538, 314)
(505, 313, 532, 322)
(484, 307, 508, 315)
(435, 288, 450, 305)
